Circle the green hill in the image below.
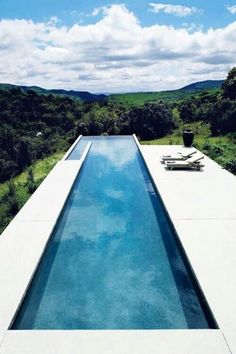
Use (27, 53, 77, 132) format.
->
(0, 80, 223, 106)
(180, 80, 224, 92)
(109, 80, 223, 106)
(0, 83, 107, 102)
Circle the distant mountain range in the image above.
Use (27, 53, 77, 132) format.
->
(0, 80, 224, 103)
(0, 83, 107, 102)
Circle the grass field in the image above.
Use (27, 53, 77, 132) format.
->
(109, 88, 220, 106)
(141, 133, 236, 173)
(0, 151, 65, 234)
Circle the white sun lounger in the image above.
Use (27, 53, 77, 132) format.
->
(161, 150, 196, 162)
(164, 155, 204, 170)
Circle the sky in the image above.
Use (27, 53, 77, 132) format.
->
(0, 0, 236, 92)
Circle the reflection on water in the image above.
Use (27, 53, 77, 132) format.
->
(13, 136, 211, 330)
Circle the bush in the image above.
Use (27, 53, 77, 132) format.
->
(16, 138, 32, 171)
(0, 159, 17, 182)
(6, 180, 19, 215)
(224, 159, 236, 173)
(26, 168, 37, 193)
(202, 142, 224, 158)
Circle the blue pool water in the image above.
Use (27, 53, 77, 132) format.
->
(13, 136, 214, 329)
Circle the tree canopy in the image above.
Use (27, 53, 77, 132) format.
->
(222, 67, 236, 100)
(0, 67, 235, 182)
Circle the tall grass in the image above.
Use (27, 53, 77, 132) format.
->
(141, 128, 236, 174)
(0, 151, 65, 235)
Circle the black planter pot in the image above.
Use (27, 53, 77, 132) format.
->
(183, 130, 194, 147)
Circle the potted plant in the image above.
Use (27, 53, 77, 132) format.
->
(183, 127, 194, 147)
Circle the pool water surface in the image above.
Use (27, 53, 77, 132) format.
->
(13, 136, 214, 329)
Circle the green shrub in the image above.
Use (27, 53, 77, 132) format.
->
(6, 180, 19, 215)
(202, 142, 224, 158)
(26, 168, 37, 193)
(224, 159, 236, 173)
(7, 179, 17, 197)
(202, 142, 212, 151)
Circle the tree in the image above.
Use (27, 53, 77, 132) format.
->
(26, 167, 37, 193)
(0, 159, 17, 183)
(206, 99, 236, 135)
(7, 180, 19, 214)
(127, 103, 175, 139)
(179, 100, 198, 122)
(222, 67, 236, 100)
(16, 139, 32, 170)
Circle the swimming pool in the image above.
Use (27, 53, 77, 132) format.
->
(13, 136, 215, 329)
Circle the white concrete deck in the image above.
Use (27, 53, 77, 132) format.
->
(0, 330, 230, 354)
(0, 139, 235, 354)
(139, 144, 236, 353)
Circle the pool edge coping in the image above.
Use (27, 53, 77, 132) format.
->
(62, 135, 82, 160)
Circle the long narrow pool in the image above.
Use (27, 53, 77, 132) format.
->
(13, 136, 215, 329)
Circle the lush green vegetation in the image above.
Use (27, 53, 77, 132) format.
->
(0, 152, 64, 234)
(0, 88, 175, 185)
(0, 83, 107, 102)
(108, 79, 223, 106)
(140, 67, 236, 173)
(0, 88, 80, 182)
(0, 79, 222, 107)
(0, 67, 235, 235)
(109, 88, 221, 106)
(180, 80, 223, 92)
(141, 128, 236, 174)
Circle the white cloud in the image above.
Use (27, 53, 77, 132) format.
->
(227, 5, 236, 14)
(182, 22, 204, 33)
(92, 8, 102, 16)
(0, 5, 234, 93)
(149, 2, 201, 16)
(69, 7, 104, 19)
(46, 16, 60, 26)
